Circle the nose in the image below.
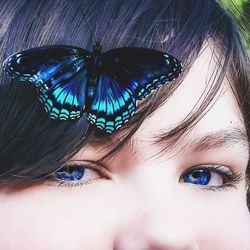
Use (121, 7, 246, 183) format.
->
(114, 167, 199, 250)
(114, 211, 198, 250)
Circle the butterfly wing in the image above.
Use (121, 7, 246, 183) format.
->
(88, 47, 182, 133)
(37, 66, 88, 120)
(87, 73, 136, 133)
(3, 46, 91, 119)
(101, 47, 182, 100)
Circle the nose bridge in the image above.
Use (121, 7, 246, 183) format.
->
(115, 164, 199, 250)
(125, 159, 179, 209)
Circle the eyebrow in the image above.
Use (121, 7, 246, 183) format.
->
(89, 127, 249, 163)
(150, 127, 249, 154)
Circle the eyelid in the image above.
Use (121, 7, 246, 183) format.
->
(66, 160, 111, 179)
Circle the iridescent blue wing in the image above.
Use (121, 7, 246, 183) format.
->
(87, 73, 136, 133)
(87, 47, 182, 133)
(3, 46, 91, 119)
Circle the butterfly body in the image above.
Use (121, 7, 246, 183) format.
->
(3, 43, 182, 133)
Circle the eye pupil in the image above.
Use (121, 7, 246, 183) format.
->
(192, 170, 201, 179)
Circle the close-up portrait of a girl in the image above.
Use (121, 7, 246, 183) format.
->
(0, 0, 250, 249)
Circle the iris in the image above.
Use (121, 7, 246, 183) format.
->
(183, 169, 211, 185)
(55, 166, 84, 181)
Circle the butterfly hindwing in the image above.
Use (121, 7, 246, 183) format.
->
(101, 47, 182, 100)
(87, 73, 136, 133)
(3, 45, 91, 120)
(38, 67, 88, 120)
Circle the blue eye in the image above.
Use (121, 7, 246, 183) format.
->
(183, 169, 211, 185)
(50, 162, 106, 187)
(181, 165, 243, 191)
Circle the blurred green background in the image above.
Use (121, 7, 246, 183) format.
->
(221, 0, 250, 55)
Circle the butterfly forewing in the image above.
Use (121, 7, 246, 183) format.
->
(101, 47, 182, 100)
(3, 46, 88, 81)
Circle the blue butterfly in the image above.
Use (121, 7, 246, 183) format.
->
(2, 43, 182, 133)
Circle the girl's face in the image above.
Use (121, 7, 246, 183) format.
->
(0, 44, 250, 250)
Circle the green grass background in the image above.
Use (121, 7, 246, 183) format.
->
(221, 0, 250, 55)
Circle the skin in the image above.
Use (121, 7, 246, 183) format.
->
(0, 44, 250, 250)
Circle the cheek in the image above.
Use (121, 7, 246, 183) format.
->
(0, 183, 121, 250)
(187, 190, 250, 249)
(0, 183, 249, 249)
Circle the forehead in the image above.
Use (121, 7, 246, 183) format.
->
(73, 43, 247, 159)
(136, 43, 245, 139)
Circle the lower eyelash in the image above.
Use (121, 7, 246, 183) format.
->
(57, 179, 98, 188)
(198, 183, 237, 192)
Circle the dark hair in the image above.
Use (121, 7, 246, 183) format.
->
(0, 0, 249, 208)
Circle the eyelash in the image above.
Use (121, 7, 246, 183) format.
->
(181, 165, 244, 192)
(45, 163, 244, 191)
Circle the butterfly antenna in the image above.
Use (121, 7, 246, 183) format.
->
(79, 7, 100, 46)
